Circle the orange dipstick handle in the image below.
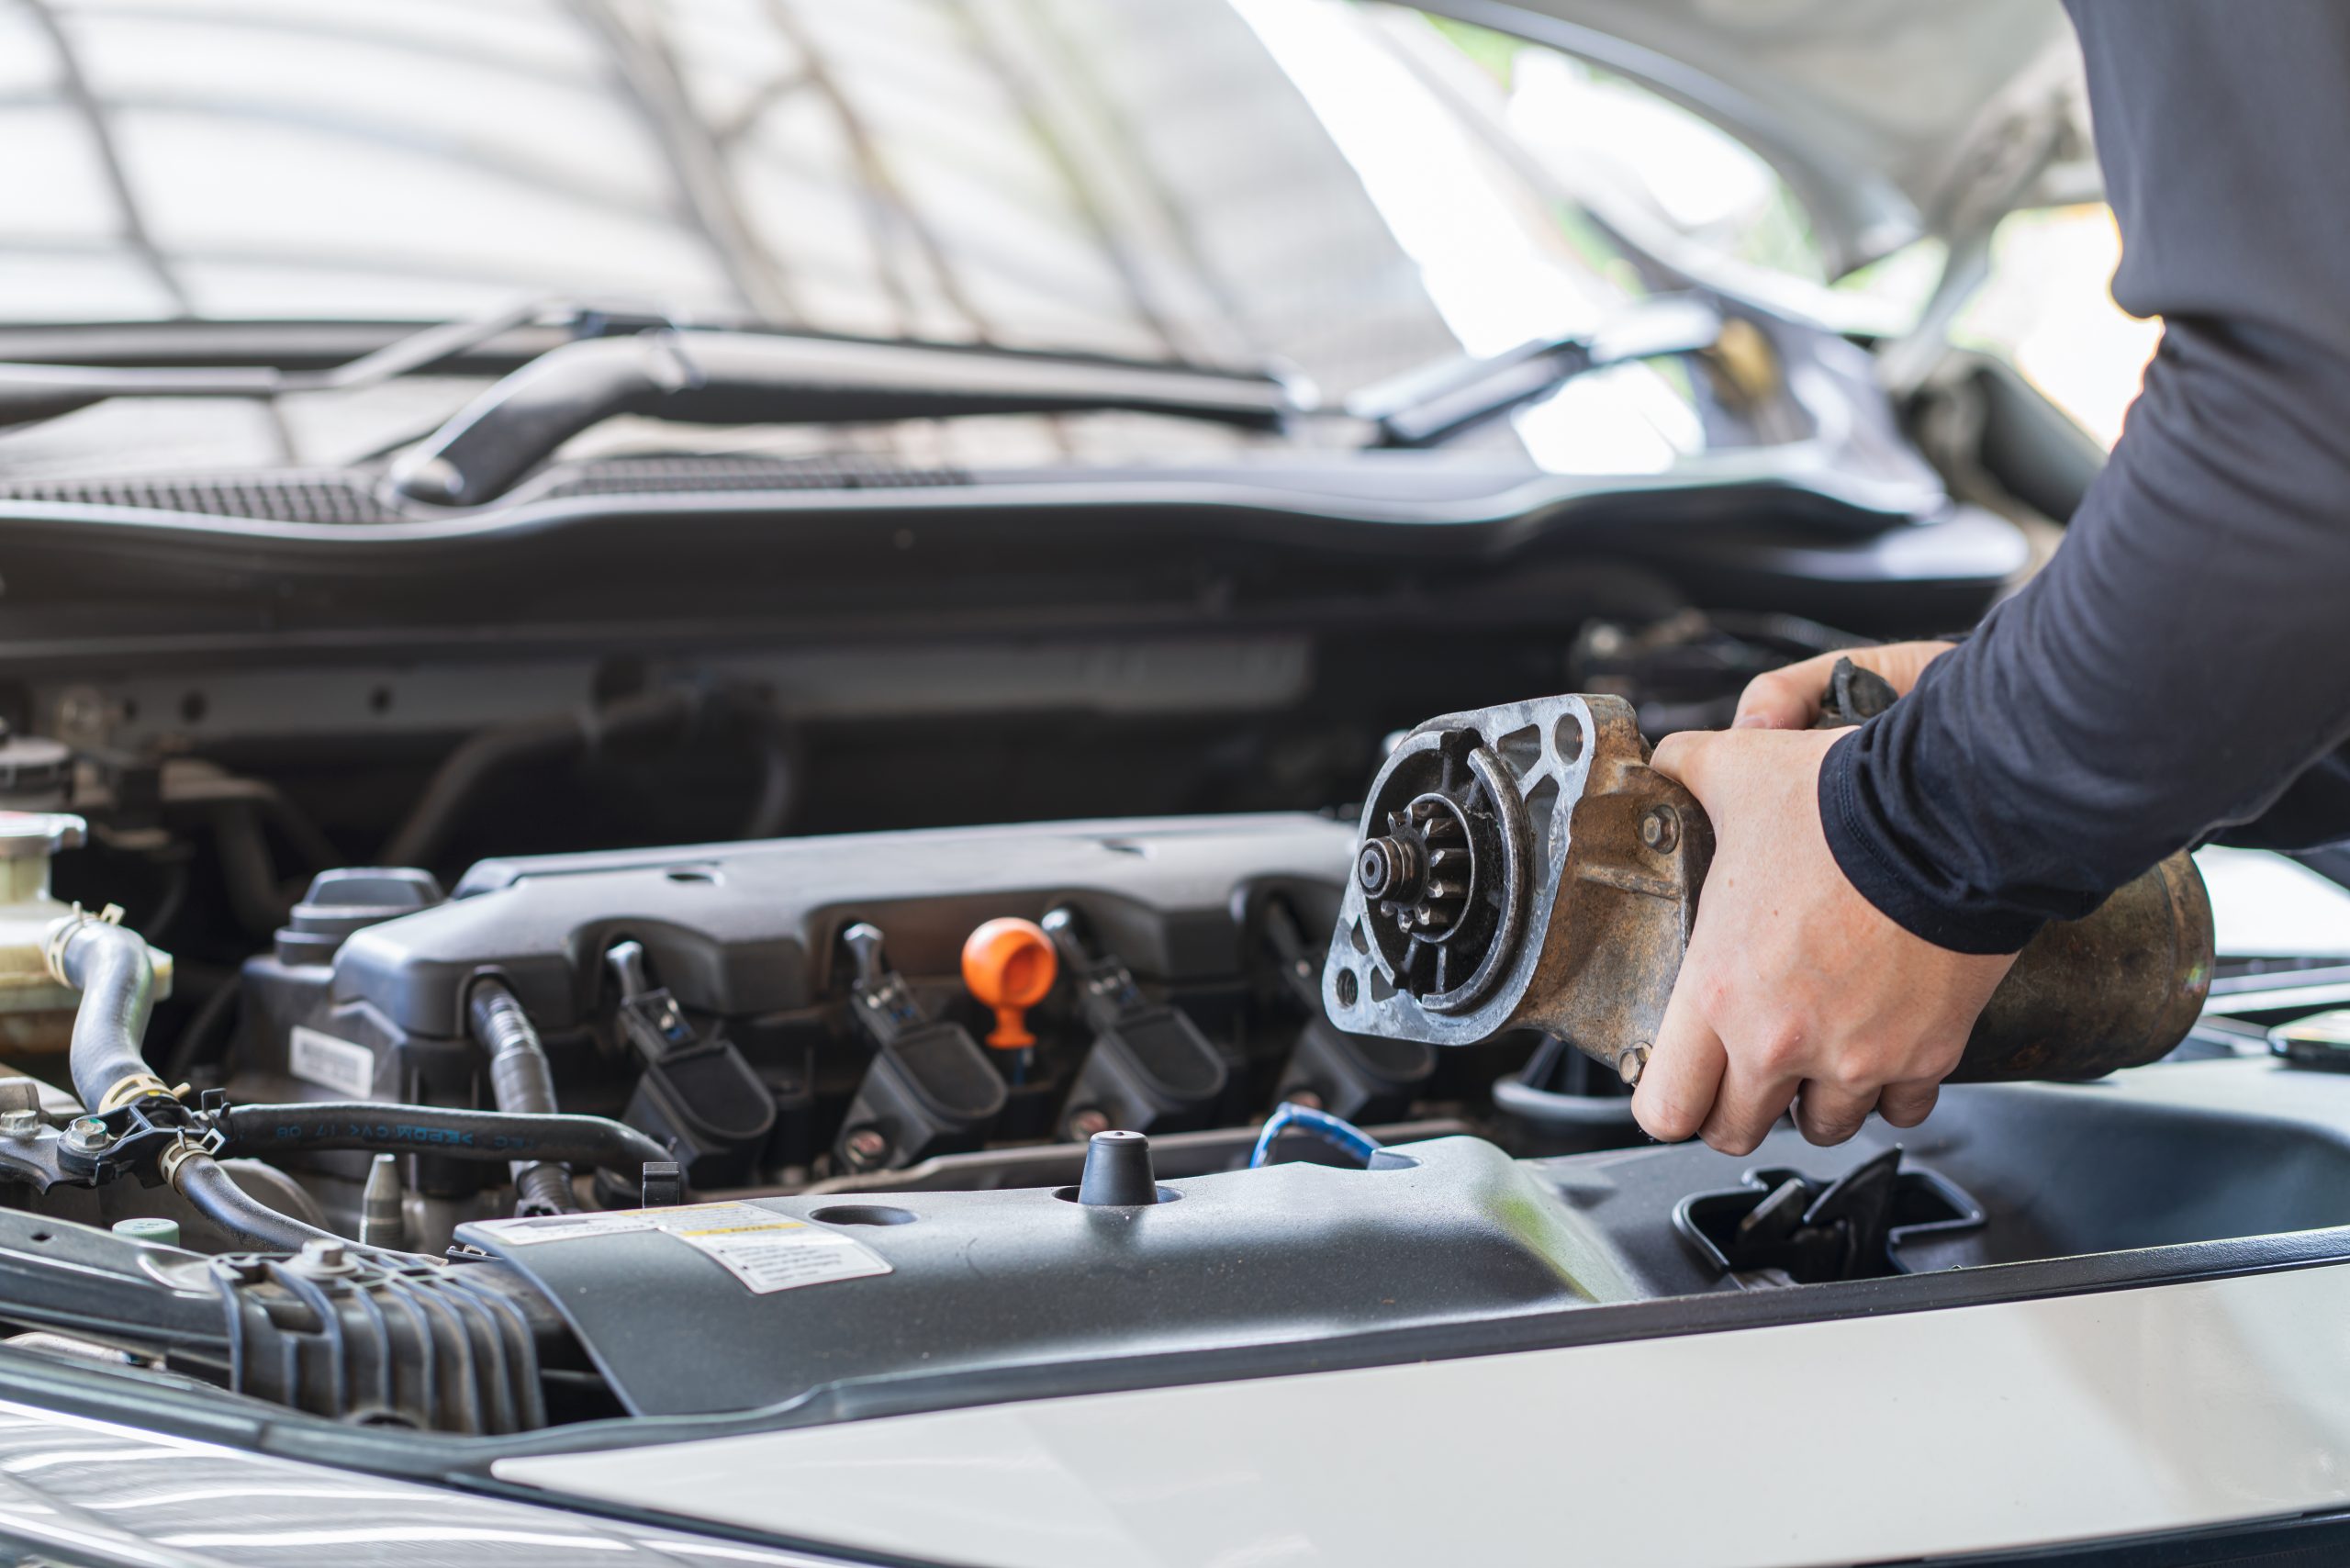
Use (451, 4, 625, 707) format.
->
(962, 917, 1058, 1049)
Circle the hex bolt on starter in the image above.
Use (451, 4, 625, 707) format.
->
(1639, 805, 1679, 854)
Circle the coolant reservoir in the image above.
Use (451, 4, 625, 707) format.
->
(0, 813, 172, 1052)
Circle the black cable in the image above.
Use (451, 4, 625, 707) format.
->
(174, 1154, 345, 1253)
(1704, 610, 1873, 657)
(217, 1103, 669, 1180)
(161, 972, 241, 1085)
(140, 855, 192, 945)
(467, 977, 581, 1216)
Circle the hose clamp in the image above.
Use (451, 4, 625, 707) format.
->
(96, 1073, 174, 1114)
(157, 1133, 207, 1189)
(41, 902, 126, 988)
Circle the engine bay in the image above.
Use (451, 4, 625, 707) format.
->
(0, 776, 2344, 1439)
(0, 522, 2336, 1443)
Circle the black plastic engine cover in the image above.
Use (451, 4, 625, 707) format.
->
(455, 1135, 1631, 1417)
(236, 815, 1357, 1124)
(340, 813, 1356, 1040)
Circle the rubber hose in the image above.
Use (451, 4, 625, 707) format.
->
(380, 689, 698, 868)
(50, 918, 367, 1252)
(467, 977, 581, 1215)
(382, 688, 797, 868)
(218, 1103, 668, 1179)
(1490, 1070, 1639, 1127)
(173, 1152, 345, 1252)
(470, 980, 558, 1117)
(50, 919, 160, 1113)
(207, 801, 297, 938)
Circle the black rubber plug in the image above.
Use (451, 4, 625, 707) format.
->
(1075, 1129, 1158, 1205)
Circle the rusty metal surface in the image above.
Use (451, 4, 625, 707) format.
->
(1325, 686, 2215, 1087)
(1508, 721, 1710, 1084)
(1954, 849, 2213, 1081)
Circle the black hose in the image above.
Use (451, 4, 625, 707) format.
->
(49, 913, 438, 1256)
(470, 980, 558, 1117)
(174, 1153, 346, 1252)
(380, 686, 799, 868)
(512, 1156, 579, 1217)
(207, 801, 300, 938)
(467, 977, 581, 1215)
(380, 689, 697, 868)
(49, 918, 161, 1112)
(218, 1103, 669, 1181)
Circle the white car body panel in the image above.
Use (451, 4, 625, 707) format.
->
(500, 1259, 2350, 1567)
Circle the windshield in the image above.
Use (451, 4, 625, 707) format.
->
(0, 1, 1661, 393)
(3, 2, 1863, 482)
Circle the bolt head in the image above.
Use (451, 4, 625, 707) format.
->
(1067, 1107, 1112, 1141)
(0, 1110, 39, 1137)
(1618, 1044, 1651, 1086)
(63, 1115, 110, 1151)
(1639, 806, 1680, 854)
(840, 1126, 890, 1169)
(292, 1238, 357, 1276)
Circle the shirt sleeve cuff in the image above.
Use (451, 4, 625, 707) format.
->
(1817, 728, 2046, 957)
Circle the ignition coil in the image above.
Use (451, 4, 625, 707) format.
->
(607, 940, 775, 1190)
(832, 922, 1006, 1172)
(1045, 905, 1228, 1140)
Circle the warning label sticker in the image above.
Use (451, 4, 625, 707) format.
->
(472, 1202, 892, 1294)
(666, 1215, 893, 1294)
(288, 1026, 376, 1099)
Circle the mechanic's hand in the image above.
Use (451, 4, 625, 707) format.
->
(1630, 726, 2016, 1154)
(1732, 640, 1957, 731)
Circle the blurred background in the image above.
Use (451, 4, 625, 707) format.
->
(0, 0, 2151, 466)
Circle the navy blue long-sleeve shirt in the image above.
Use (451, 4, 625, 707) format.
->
(1819, 0, 2350, 954)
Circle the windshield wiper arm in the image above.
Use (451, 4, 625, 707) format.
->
(1349, 295, 1724, 449)
(0, 297, 593, 426)
(386, 328, 1311, 507)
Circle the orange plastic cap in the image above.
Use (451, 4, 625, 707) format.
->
(962, 916, 1058, 1049)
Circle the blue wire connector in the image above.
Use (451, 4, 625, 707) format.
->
(1248, 1102, 1381, 1169)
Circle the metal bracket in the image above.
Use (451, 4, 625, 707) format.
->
(1322, 693, 1709, 1081)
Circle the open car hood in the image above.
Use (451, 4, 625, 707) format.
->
(1438, 0, 2098, 273)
